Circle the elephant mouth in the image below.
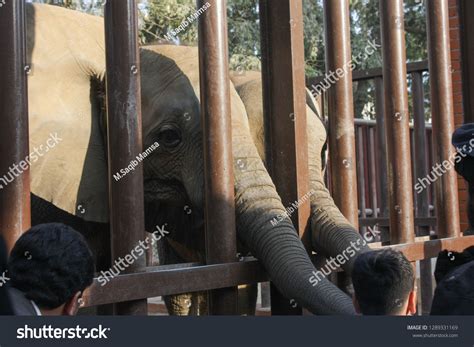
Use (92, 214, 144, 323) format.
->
(144, 178, 187, 202)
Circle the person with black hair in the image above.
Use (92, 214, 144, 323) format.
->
(433, 246, 474, 284)
(7, 223, 94, 315)
(351, 249, 417, 315)
(431, 246, 474, 315)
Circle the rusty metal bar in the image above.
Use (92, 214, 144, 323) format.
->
(323, 0, 359, 226)
(379, 0, 415, 244)
(104, 0, 147, 315)
(412, 71, 433, 314)
(359, 217, 435, 228)
(306, 61, 429, 86)
(412, 72, 431, 235)
(368, 127, 378, 218)
(375, 77, 388, 219)
(388, 236, 474, 262)
(374, 76, 390, 243)
(82, 235, 474, 307)
(198, 0, 238, 315)
(356, 127, 367, 229)
(0, 0, 31, 253)
(83, 259, 267, 307)
(426, 0, 460, 238)
(259, 0, 310, 315)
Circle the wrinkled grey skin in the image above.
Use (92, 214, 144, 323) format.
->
(27, 4, 370, 316)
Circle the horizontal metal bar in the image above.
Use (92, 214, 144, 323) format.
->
(381, 235, 474, 262)
(354, 118, 432, 130)
(83, 236, 474, 307)
(83, 258, 267, 307)
(359, 217, 436, 227)
(307, 61, 429, 86)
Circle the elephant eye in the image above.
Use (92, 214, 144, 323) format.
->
(157, 126, 182, 149)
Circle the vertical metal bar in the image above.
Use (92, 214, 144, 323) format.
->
(259, 0, 310, 315)
(379, 0, 415, 244)
(412, 71, 433, 314)
(368, 127, 379, 218)
(323, 0, 359, 227)
(375, 77, 389, 242)
(0, 0, 31, 253)
(356, 127, 367, 231)
(375, 77, 388, 219)
(104, 0, 147, 315)
(426, 0, 460, 238)
(198, 0, 238, 315)
(412, 72, 430, 234)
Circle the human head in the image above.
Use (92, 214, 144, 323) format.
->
(451, 123, 474, 158)
(8, 223, 94, 315)
(352, 249, 416, 315)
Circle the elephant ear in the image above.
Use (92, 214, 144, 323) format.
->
(27, 4, 109, 223)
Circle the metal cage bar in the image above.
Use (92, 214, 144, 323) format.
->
(379, 0, 415, 244)
(412, 71, 434, 314)
(259, 0, 311, 315)
(323, 0, 359, 226)
(81, 235, 474, 307)
(104, 0, 147, 315)
(0, 0, 31, 253)
(198, 0, 238, 315)
(426, 0, 460, 238)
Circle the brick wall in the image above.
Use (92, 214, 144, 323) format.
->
(448, 0, 468, 232)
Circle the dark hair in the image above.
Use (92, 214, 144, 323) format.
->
(352, 249, 415, 315)
(8, 223, 94, 309)
(434, 246, 474, 284)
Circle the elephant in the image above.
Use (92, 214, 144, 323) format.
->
(23, 3, 370, 315)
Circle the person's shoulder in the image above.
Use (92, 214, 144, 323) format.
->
(7, 287, 38, 316)
(431, 260, 474, 315)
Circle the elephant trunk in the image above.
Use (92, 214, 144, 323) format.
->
(232, 131, 355, 315)
(308, 156, 370, 273)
